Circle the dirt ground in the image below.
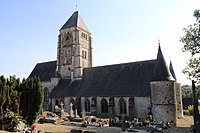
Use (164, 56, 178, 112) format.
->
(35, 115, 195, 133)
(176, 115, 193, 127)
(0, 115, 194, 133)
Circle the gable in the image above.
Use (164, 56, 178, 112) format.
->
(29, 61, 57, 82)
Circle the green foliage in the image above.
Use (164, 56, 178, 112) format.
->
(187, 105, 200, 116)
(3, 109, 22, 132)
(0, 75, 21, 130)
(180, 9, 200, 83)
(0, 75, 44, 131)
(182, 85, 200, 98)
(19, 76, 44, 126)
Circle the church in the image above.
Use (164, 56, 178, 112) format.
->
(30, 11, 183, 125)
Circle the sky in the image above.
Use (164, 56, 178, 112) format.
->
(0, 0, 199, 85)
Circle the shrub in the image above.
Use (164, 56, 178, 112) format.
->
(3, 109, 22, 132)
(187, 105, 200, 116)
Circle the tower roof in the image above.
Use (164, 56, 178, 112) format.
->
(60, 11, 90, 32)
(169, 60, 177, 80)
(152, 45, 175, 81)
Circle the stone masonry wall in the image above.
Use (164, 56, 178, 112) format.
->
(151, 81, 177, 125)
(175, 83, 183, 118)
(134, 97, 150, 118)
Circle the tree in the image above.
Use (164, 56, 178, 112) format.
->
(0, 76, 7, 130)
(180, 9, 200, 83)
(0, 75, 44, 131)
(0, 75, 21, 131)
(19, 76, 44, 126)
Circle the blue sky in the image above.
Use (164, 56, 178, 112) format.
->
(0, 0, 199, 84)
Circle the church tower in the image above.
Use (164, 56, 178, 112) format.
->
(150, 45, 179, 126)
(56, 11, 93, 80)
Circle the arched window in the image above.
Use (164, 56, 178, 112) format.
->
(82, 50, 84, 58)
(82, 50, 87, 59)
(85, 98, 90, 112)
(84, 51, 87, 59)
(101, 98, 108, 113)
(44, 88, 49, 102)
(119, 98, 127, 114)
(55, 99, 59, 106)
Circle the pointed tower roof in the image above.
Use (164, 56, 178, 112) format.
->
(169, 60, 177, 80)
(152, 45, 175, 81)
(60, 11, 90, 32)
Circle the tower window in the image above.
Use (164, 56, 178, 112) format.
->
(66, 36, 69, 40)
(85, 51, 87, 59)
(82, 50, 84, 58)
(82, 50, 87, 59)
(81, 32, 88, 40)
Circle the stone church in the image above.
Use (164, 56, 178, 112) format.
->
(30, 11, 183, 125)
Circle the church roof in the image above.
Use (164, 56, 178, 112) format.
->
(152, 45, 175, 81)
(29, 61, 57, 82)
(49, 79, 82, 98)
(78, 60, 156, 97)
(49, 60, 156, 98)
(60, 11, 90, 32)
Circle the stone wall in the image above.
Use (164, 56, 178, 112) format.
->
(42, 78, 59, 93)
(150, 81, 177, 125)
(175, 83, 183, 118)
(42, 78, 59, 111)
(152, 104, 176, 123)
(57, 27, 92, 80)
(114, 97, 129, 116)
(134, 97, 150, 118)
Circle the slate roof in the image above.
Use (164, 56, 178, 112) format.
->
(29, 61, 57, 82)
(169, 61, 177, 80)
(60, 11, 90, 32)
(49, 79, 82, 98)
(49, 60, 157, 98)
(152, 45, 175, 81)
(78, 60, 156, 97)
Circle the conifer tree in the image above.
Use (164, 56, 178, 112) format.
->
(0, 75, 7, 130)
(0, 75, 44, 130)
(19, 76, 44, 125)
